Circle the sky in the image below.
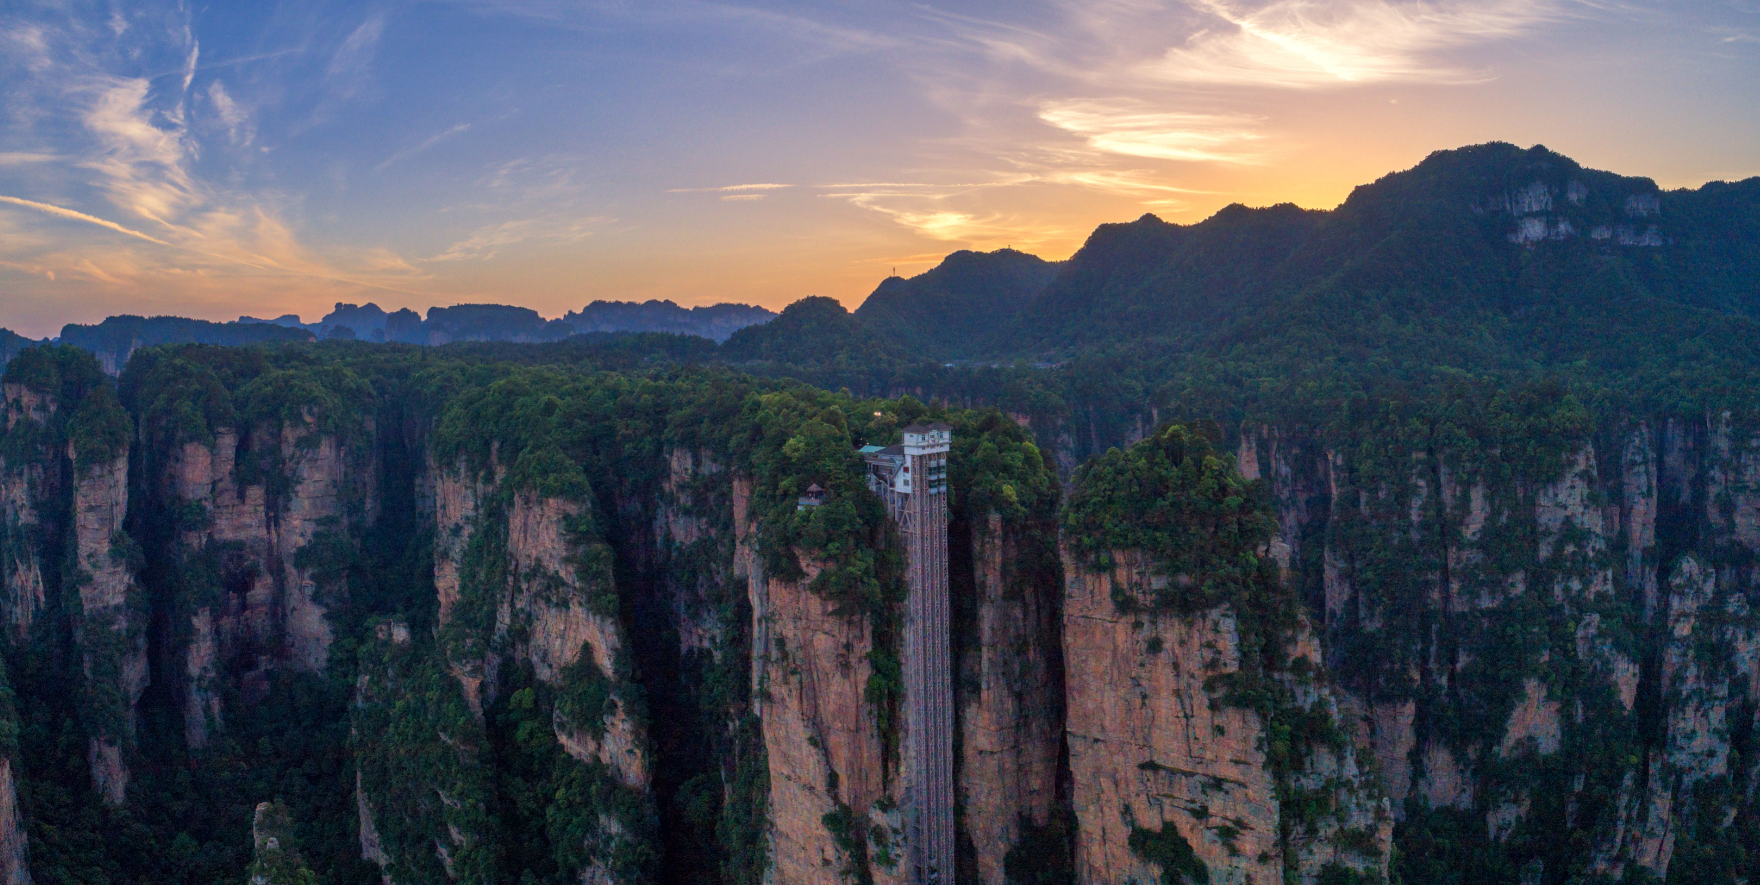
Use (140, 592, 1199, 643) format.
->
(1, 0, 1757, 338)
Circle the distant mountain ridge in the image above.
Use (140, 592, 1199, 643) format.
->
(238, 299, 776, 345)
(59, 316, 315, 374)
(565, 300, 777, 342)
(6, 142, 1758, 379)
(0, 299, 780, 374)
(240, 299, 777, 343)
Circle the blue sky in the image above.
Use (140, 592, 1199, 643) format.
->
(1, 0, 1757, 337)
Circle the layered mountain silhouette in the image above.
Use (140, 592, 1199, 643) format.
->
(5, 143, 1758, 381)
(842, 142, 1760, 362)
(11, 300, 778, 374)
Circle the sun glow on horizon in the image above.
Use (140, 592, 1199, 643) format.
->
(0, 1, 1756, 337)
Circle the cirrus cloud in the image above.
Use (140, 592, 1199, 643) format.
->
(1146, 0, 1585, 88)
(1038, 100, 1267, 163)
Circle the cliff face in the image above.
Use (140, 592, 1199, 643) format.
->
(353, 454, 656, 884)
(0, 659, 26, 885)
(959, 513, 1065, 885)
(71, 447, 148, 804)
(508, 489, 648, 787)
(1062, 549, 1390, 885)
(734, 474, 908, 885)
(0, 384, 53, 638)
(1238, 412, 1760, 880)
(352, 618, 496, 885)
(32, 340, 1760, 884)
(431, 463, 646, 787)
(164, 419, 373, 748)
(636, 436, 1069, 885)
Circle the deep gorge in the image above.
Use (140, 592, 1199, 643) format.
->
(0, 339, 1754, 885)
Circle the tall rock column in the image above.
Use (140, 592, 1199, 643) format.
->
(0, 757, 26, 885)
(1061, 425, 1391, 885)
(1063, 551, 1274, 885)
(0, 383, 54, 638)
(735, 474, 907, 885)
(158, 416, 373, 748)
(71, 444, 147, 806)
(958, 512, 1065, 885)
(359, 447, 656, 885)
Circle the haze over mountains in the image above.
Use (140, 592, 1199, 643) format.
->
(10, 300, 776, 375)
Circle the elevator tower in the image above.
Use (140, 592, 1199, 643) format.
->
(861, 422, 953, 884)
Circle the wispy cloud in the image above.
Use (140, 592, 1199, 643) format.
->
(449, 0, 897, 55)
(1145, 0, 1575, 88)
(824, 193, 1079, 246)
(206, 82, 253, 146)
(430, 215, 613, 261)
(1038, 100, 1267, 163)
(720, 193, 765, 201)
(0, 195, 176, 246)
(667, 182, 792, 193)
(1042, 169, 1211, 196)
(0, 6, 434, 317)
(819, 172, 1075, 246)
(178, 33, 200, 94)
(0, 195, 433, 297)
(77, 75, 203, 226)
(376, 123, 473, 172)
(196, 47, 307, 71)
(327, 15, 386, 84)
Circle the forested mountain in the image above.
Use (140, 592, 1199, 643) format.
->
(58, 315, 316, 373)
(19, 301, 775, 374)
(1, 143, 1759, 885)
(564, 300, 776, 342)
(0, 330, 33, 367)
(852, 249, 1059, 359)
(851, 142, 1760, 362)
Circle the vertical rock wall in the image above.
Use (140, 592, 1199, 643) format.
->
(0, 385, 53, 638)
(959, 512, 1064, 885)
(735, 474, 908, 885)
(506, 489, 648, 787)
(358, 456, 656, 884)
(165, 419, 372, 749)
(1239, 412, 1760, 881)
(71, 448, 147, 805)
(1062, 549, 1390, 885)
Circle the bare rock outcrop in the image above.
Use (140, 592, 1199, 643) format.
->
(0, 384, 53, 637)
(72, 449, 148, 805)
(735, 474, 906, 885)
(166, 419, 372, 747)
(1062, 549, 1388, 885)
(959, 513, 1064, 885)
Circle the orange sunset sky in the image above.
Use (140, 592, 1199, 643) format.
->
(2, 0, 1758, 337)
